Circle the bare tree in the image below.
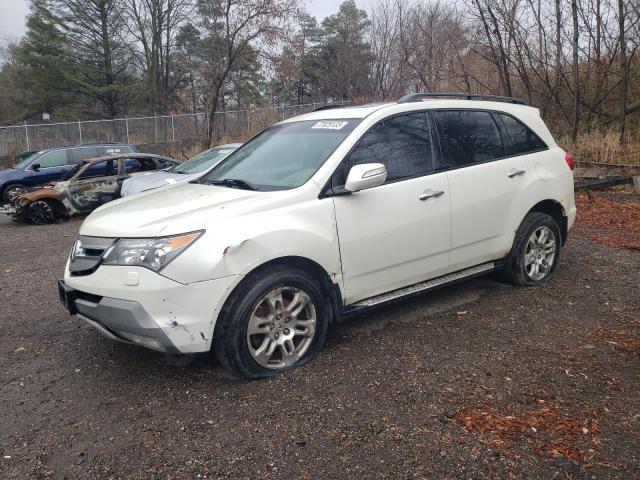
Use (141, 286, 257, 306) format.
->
(195, 0, 298, 145)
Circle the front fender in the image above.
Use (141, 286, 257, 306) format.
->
(160, 198, 342, 288)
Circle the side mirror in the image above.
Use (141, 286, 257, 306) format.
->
(345, 163, 387, 192)
(32, 163, 41, 172)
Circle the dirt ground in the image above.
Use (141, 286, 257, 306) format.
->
(1, 193, 638, 479)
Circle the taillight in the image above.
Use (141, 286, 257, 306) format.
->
(564, 153, 574, 171)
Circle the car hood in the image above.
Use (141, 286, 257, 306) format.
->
(80, 182, 271, 237)
(120, 171, 192, 197)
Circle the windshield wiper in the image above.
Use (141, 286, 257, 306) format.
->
(202, 178, 258, 191)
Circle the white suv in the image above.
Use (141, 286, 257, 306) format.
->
(58, 94, 576, 378)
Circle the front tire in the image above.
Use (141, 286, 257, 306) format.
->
(213, 266, 329, 379)
(503, 212, 561, 287)
(28, 200, 57, 225)
(2, 183, 25, 203)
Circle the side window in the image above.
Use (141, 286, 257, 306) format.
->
(37, 150, 68, 168)
(124, 158, 157, 173)
(498, 114, 547, 155)
(345, 112, 433, 184)
(70, 147, 100, 164)
(434, 110, 504, 167)
(158, 159, 177, 169)
(78, 160, 114, 180)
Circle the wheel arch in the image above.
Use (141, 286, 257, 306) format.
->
(219, 255, 344, 327)
(528, 199, 567, 244)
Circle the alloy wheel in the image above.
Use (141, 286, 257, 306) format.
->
(524, 226, 556, 281)
(246, 287, 317, 369)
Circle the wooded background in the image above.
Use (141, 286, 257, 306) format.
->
(0, 0, 637, 157)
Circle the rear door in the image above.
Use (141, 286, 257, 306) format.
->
(434, 109, 536, 271)
(332, 111, 451, 304)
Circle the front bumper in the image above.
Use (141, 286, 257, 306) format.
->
(0, 204, 16, 216)
(60, 265, 242, 353)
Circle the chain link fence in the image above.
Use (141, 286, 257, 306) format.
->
(0, 102, 349, 157)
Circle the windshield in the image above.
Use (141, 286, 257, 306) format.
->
(174, 147, 237, 174)
(200, 119, 360, 191)
(15, 151, 42, 169)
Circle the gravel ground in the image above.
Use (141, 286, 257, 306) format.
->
(1, 198, 638, 479)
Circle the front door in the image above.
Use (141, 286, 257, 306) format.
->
(332, 111, 451, 304)
(67, 159, 121, 213)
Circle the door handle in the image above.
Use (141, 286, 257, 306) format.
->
(419, 190, 445, 201)
(508, 169, 526, 178)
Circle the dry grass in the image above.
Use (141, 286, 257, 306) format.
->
(559, 129, 640, 166)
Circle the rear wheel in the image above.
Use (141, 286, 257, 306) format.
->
(503, 212, 561, 287)
(28, 200, 57, 225)
(213, 266, 329, 379)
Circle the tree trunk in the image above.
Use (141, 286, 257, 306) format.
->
(618, 0, 628, 143)
(570, 0, 579, 141)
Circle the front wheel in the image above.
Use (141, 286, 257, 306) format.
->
(28, 200, 60, 225)
(2, 183, 25, 203)
(503, 212, 562, 287)
(213, 266, 329, 379)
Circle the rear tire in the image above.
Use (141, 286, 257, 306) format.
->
(503, 212, 562, 287)
(213, 265, 329, 379)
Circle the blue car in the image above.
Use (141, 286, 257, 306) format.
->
(0, 144, 138, 203)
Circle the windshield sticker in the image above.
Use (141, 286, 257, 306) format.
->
(312, 120, 348, 130)
(217, 150, 233, 154)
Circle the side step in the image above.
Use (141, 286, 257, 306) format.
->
(350, 262, 497, 309)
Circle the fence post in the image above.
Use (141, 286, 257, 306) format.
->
(78, 118, 83, 144)
(125, 116, 130, 143)
(171, 114, 175, 142)
(24, 122, 30, 150)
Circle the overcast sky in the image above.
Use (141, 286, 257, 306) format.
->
(0, 0, 371, 46)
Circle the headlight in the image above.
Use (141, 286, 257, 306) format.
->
(102, 231, 203, 272)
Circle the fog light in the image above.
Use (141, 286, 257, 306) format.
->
(115, 330, 165, 351)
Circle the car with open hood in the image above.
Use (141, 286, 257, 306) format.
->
(57, 94, 576, 379)
(120, 143, 242, 197)
(4, 153, 178, 224)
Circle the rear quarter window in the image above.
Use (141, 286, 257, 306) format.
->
(497, 113, 547, 155)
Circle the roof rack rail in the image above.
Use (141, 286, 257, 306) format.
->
(397, 92, 527, 105)
(313, 104, 350, 112)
